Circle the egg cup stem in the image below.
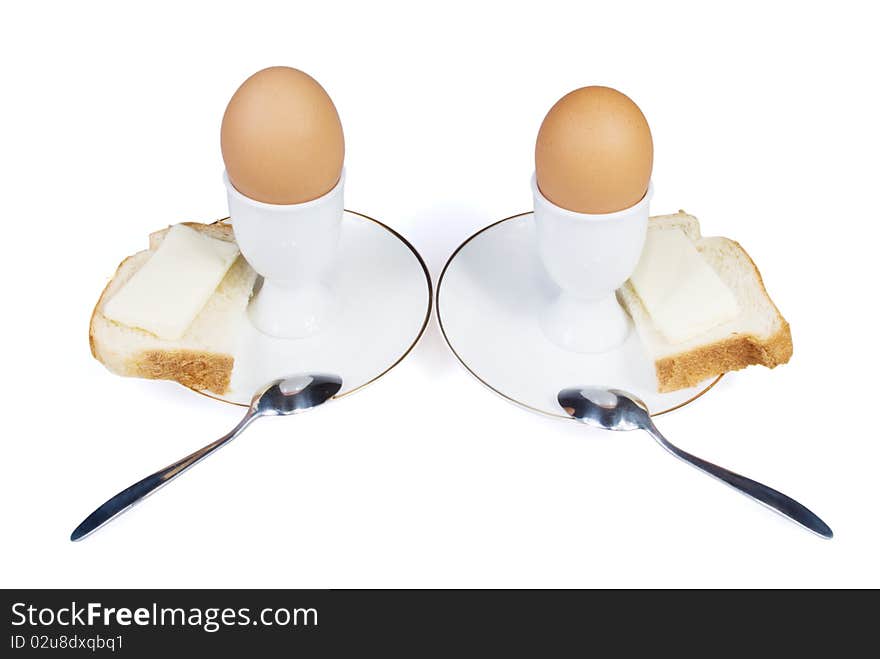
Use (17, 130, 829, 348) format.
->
(225, 170, 345, 339)
(532, 175, 651, 354)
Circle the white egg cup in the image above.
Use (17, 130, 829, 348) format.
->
(532, 174, 651, 353)
(225, 170, 344, 339)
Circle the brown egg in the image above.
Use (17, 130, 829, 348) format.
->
(535, 86, 653, 214)
(221, 66, 344, 205)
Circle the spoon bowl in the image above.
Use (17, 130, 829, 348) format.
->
(254, 374, 343, 416)
(559, 387, 647, 432)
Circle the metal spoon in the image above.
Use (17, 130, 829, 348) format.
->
(558, 387, 832, 538)
(71, 373, 343, 541)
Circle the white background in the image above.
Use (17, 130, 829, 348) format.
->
(1, 1, 877, 588)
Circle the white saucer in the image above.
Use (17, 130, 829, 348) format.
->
(437, 213, 720, 417)
(199, 210, 431, 406)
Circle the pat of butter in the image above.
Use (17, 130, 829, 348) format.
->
(104, 225, 240, 340)
(630, 228, 739, 344)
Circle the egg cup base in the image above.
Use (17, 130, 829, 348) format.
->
(540, 292, 631, 354)
(247, 279, 337, 339)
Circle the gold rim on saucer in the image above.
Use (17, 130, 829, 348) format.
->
(436, 212, 722, 419)
(187, 210, 433, 407)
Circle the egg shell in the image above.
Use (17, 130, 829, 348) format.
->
(535, 86, 653, 214)
(221, 67, 345, 205)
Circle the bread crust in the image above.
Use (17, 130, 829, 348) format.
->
(635, 232, 793, 392)
(89, 222, 239, 395)
(131, 349, 233, 395)
(656, 319, 792, 392)
(88, 253, 131, 361)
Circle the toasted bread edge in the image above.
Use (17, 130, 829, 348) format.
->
(653, 236, 793, 392)
(88, 223, 237, 396)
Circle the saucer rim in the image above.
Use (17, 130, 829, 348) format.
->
(188, 210, 433, 407)
(436, 211, 722, 419)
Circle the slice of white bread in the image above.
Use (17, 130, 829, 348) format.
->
(89, 222, 257, 395)
(618, 211, 792, 393)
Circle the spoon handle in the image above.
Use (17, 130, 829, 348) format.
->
(643, 424, 833, 538)
(70, 411, 258, 541)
